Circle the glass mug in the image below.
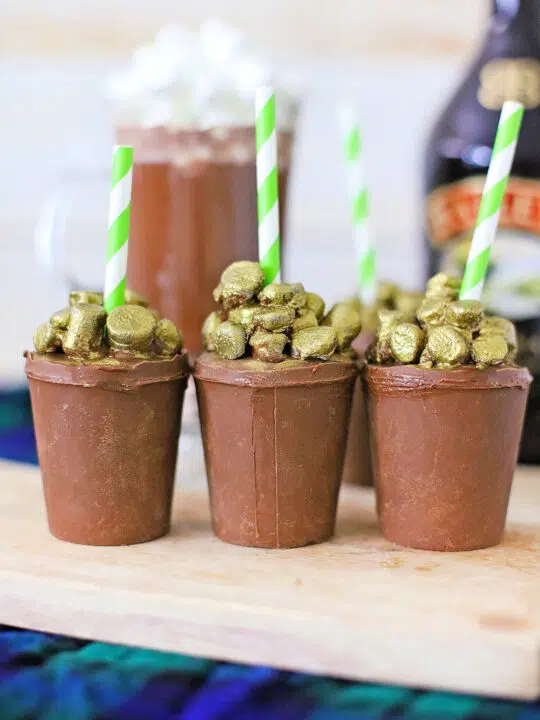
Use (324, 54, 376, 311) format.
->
(37, 127, 294, 355)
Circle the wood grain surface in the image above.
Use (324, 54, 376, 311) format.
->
(2, 459, 540, 699)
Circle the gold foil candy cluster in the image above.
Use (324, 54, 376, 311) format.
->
(203, 261, 363, 362)
(34, 290, 183, 360)
(368, 273, 517, 369)
(345, 282, 423, 333)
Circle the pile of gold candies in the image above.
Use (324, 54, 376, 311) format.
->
(347, 283, 424, 332)
(203, 261, 363, 362)
(368, 273, 518, 369)
(34, 290, 183, 361)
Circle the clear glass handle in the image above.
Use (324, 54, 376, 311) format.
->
(34, 180, 77, 291)
(33, 170, 111, 294)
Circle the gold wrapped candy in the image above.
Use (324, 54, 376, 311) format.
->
(420, 325, 469, 368)
(445, 300, 484, 331)
(250, 330, 288, 363)
(213, 261, 265, 310)
(202, 311, 226, 351)
(34, 290, 184, 362)
(257, 281, 306, 310)
(367, 272, 517, 371)
(370, 309, 406, 363)
(34, 323, 61, 354)
(154, 318, 183, 357)
(292, 327, 338, 361)
(292, 309, 318, 333)
(416, 297, 448, 329)
(322, 302, 363, 351)
(205, 261, 354, 363)
(124, 288, 149, 307)
(214, 322, 246, 359)
(359, 304, 379, 333)
(394, 290, 424, 321)
(63, 304, 107, 359)
(389, 322, 425, 364)
(254, 305, 295, 333)
(228, 304, 260, 336)
(425, 272, 460, 300)
(479, 316, 517, 360)
(69, 291, 104, 306)
(472, 335, 509, 368)
(376, 282, 399, 308)
(258, 283, 294, 306)
(107, 305, 156, 353)
(305, 292, 326, 321)
(50, 308, 71, 330)
(287, 282, 308, 311)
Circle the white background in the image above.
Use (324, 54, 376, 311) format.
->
(0, 0, 489, 382)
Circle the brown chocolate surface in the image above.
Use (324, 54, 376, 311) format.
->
(122, 125, 293, 354)
(25, 351, 189, 388)
(195, 353, 357, 548)
(342, 332, 375, 487)
(25, 352, 189, 546)
(366, 364, 532, 551)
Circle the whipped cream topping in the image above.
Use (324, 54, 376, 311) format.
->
(106, 20, 299, 130)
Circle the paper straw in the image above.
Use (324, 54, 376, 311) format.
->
(460, 101, 524, 301)
(341, 106, 376, 306)
(104, 145, 134, 313)
(256, 87, 281, 285)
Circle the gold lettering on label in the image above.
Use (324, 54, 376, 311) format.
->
(478, 58, 540, 109)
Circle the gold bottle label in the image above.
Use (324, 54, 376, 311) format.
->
(478, 58, 540, 109)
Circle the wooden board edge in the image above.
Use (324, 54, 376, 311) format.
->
(2, 573, 539, 701)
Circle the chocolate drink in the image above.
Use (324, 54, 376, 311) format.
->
(117, 127, 172, 320)
(195, 354, 356, 548)
(122, 126, 293, 354)
(342, 333, 375, 487)
(366, 364, 531, 551)
(26, 352, 189, 546)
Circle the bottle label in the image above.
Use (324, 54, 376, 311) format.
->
(426, 176, 540, 321)
(478, 58, 540, 109)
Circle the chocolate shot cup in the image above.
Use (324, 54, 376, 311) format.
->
(25, 352, 189, 546)
(195, 353, 357, 548)
(366, 364, 532, 552)
(342, 332, 375, 487)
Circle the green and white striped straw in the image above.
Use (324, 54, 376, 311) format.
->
(104, 145, 134, 313)
(256, 87, 281, 285)
(341, 106, 376, 306)
(460, 100, 524, 301)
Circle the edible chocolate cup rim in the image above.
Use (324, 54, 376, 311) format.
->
(195, 352, 358, 388)
(365, 363, 532, 396)
(24, 351, 190, 389)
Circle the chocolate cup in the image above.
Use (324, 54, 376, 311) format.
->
(195, 353, 357, 548)
(25, 352, 189, 546)
(342, 332, 375, 487)
(366, 364, 532, 551)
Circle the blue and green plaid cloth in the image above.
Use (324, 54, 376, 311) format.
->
(1, 387, 539, 720)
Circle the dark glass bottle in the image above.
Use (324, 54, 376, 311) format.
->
(424, 0, 540, 462)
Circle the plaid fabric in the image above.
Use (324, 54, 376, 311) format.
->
(1, 388, 539, 720)
(0, 387, 37, 464)
(0, 626, 537, 720)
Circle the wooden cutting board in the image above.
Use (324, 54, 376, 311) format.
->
(2, 459, 540, 700)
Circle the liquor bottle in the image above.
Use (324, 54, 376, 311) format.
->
(424, 0, 540, 462)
